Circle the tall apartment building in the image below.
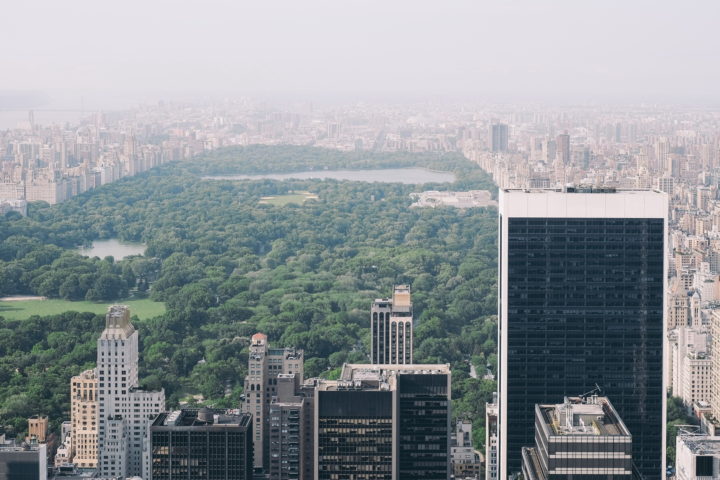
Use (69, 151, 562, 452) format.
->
(556, 132, 570, 165)
(521, 396, 633, 480)
(498, 188, 666, 479)
(669, 327, 711, 407)
(150, 408, 253, 480)
(242, 333, 304, 471)
(489, 124, 509, 153)
(370, 285, 413, 365)
(97, 305, 165, 479)
(710, 310, 720, 423)
(315, 363, 450, 480)
(485, 397, 498, 480)
(70, 369, 98, 468)
(268, 373, 314, 480)
(668, 280, 691, 330)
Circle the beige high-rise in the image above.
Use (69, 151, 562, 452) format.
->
(27, 415, 48, 443)
(370, 285, 413, 364)
(71, 369, 98, 468)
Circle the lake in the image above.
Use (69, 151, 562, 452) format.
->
(77, 239, 146, 260)
(203, 167, 456, 184)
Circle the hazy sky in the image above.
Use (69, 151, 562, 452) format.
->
(2, 0, 719, 105)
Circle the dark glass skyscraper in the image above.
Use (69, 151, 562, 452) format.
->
(150, 408, 253, 480)
(315, 364, 450, 480)
(498, 188, 667, 480)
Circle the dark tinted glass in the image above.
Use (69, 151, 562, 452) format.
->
(504, 217, 664, 479)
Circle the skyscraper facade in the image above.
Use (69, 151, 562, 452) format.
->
(70, 369, 98, 468)
(150, 408, 253, 480)
(490, 124, 509, 153)
(485, 397, 498, 480)
(370, 285, 413, 364)
(498, 188, 666, 479)
(315, 364, 450, 480)
(97, 305, 165, 478)
(268, 373, 315, 480)
(242, 333, 304, 471)
(556, 133, 570, 165)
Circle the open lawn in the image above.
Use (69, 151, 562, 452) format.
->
(0, 298, 165, 321)
(259, 191, 319, 206)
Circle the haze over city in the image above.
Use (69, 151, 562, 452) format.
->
(4, 2, 720, 480)
(2, 0, 720, 107)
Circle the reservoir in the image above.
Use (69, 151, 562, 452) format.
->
(77, 239, 146, 260)
(203, 167, 456, 184)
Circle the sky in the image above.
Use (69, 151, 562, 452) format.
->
(1, 0, 719, 106)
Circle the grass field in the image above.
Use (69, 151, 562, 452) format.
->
(0, 298, 165, 321)
(259, 191, 319, 206)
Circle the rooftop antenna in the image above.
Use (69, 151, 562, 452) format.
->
(579, 383, 603, 400)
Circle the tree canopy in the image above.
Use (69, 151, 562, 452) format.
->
(0, 145, 498, 445)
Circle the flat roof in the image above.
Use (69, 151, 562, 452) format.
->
(499, 188, 667, 219)
(539, 397, 631, 437)
(318, 363, 450, 392)
(679, 434, 720, 455)
(152, 409, 251, 429)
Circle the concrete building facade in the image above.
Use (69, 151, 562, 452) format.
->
(70, 368, 98, 468)
(242, 333, 304, 471)
(370, 285, 413, 365)
(97, 305, 165, 479)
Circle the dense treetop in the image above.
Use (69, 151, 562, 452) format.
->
(0, 145, 498, 447)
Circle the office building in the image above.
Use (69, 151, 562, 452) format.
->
(0, 440, 47, 480)
(97, 305, 165, 479)
(370, 285, 413, 365)
(710, 310, 720, 423)
(27, 416, 47, 443)
(242, 333, 304, 471)
(556, 133, 570, 165)
(656, 177, 674, 196)
(675, 431, 720, 480)
(151, 408, 253, 480)
(521, 396, 633, 480)
(489, 124, 509, 153)
(70, 369, 98, 468)
(498, 188, 666, 479)
(485, 397, 498, 480)
(268, 373, 315, 480)
(315, 363, 450, 480)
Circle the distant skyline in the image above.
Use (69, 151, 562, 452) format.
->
(2, 0, 720, 107)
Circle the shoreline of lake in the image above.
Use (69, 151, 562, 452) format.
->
(202, 167, 456, 184)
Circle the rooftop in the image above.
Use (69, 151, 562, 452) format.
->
(678, 434, 720, 455)
(500, 188, 667, 219)
(540, 396, 630, 437)
(318, 363, 450, 392)
(152, 408, 251, 429)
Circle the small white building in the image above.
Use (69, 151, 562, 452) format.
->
(676, 431, 720, 479)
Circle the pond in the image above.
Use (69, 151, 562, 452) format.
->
(203, 167, 456, 184)
(77, 239, 146, 260)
